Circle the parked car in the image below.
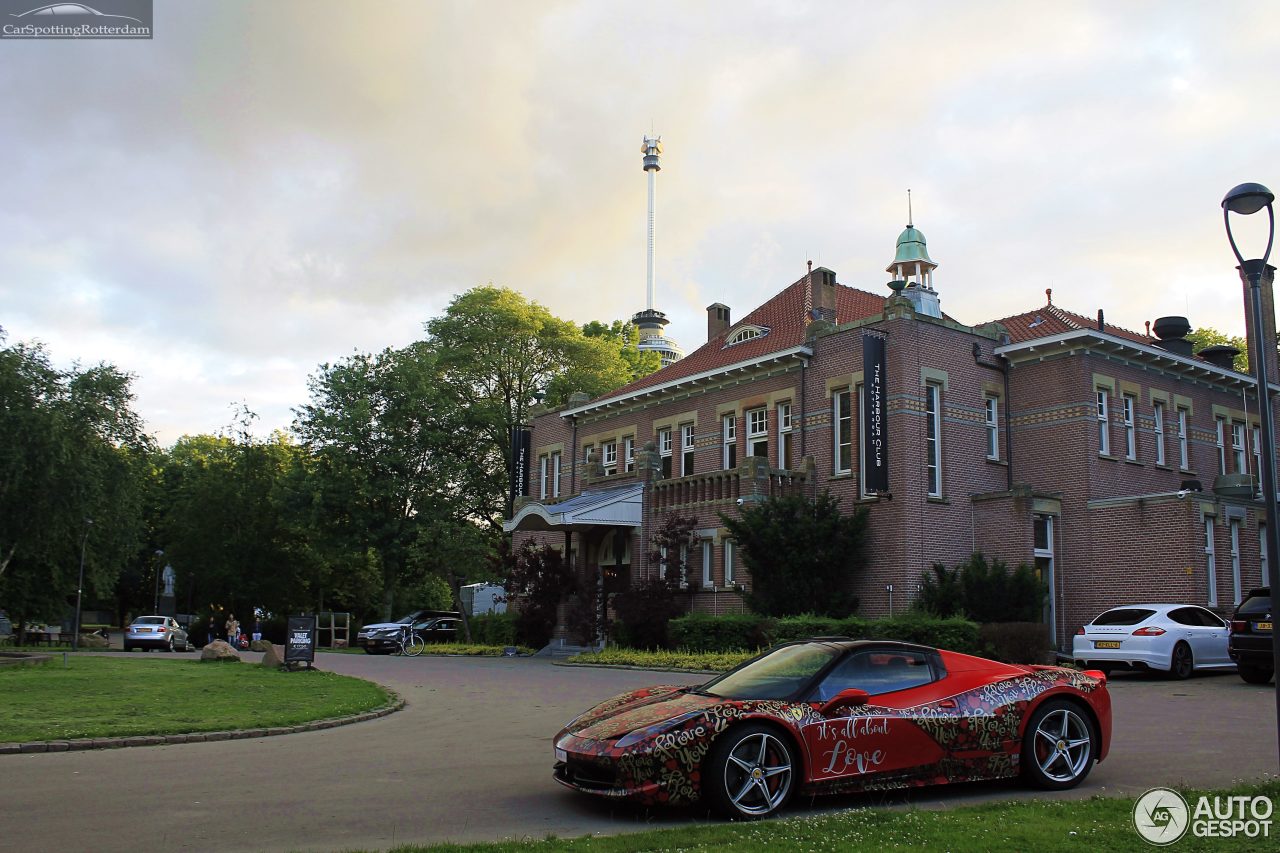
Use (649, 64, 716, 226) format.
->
(555, 638, 1111, 819)
(356, 610, 460, 654)
(124, 616, 191, 652)
(1072, 603, 1233, 679)
(415, 616, 461, 643)
(1229, 588, 1274, 684)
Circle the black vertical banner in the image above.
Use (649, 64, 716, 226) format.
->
(862, 335, 889, 492)
(509, 425, 532, 507)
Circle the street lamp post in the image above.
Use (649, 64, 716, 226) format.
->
(1221, 181, 1280, 772)
(72, 518, 93, 652)
(152, 549, 164, 613)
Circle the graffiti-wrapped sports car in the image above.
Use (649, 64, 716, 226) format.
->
(554, 639, 1111, 819)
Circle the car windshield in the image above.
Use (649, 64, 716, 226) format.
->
(394, 612, 422, 624)
(1091, 608, 1156, 626)
(133, 617, 165, 625)
(699, 643, 840, 700)
(1238, 594, 1271, 616)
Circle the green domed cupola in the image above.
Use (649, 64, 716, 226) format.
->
(885, 190, 941, 318)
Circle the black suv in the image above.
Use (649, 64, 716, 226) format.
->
(1229, 588, 1274, 684)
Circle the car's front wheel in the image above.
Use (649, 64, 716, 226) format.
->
(1169, 642, 1194, 679)
(1239, 663, 1274, 684)
(1021, 700, 1096, 790)
(703, 724, 796, 820)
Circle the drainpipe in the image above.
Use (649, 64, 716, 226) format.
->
(972, 342, 1014, 491)
(569, 415, 579, 495)
(799, 355, 808, 460)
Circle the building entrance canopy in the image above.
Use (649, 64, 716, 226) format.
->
(503, 483, 643, 533)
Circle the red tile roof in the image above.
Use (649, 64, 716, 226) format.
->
(590, 273, 885, 404)
(994, 302, 1153, 345)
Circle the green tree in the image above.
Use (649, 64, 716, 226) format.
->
(0, 332, 151, 633)
(721, 491, 867, 617)
(293, 343, 482, 620)
(503, 540, 576, 648)
(581, 320, 663, 383)
(1187, 327, 1249, 372)
(425, 287, 638, 521)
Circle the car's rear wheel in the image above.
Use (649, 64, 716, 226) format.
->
(1021, 700, 1096, 790)
(704, 724, 795, 820)
(1169, 642, 1193, 679)
(1239, 663, 1275, 684)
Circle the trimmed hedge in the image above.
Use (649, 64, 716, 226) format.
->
(668, 612, 982, 655)
(468, 612, 517, 646)
(978, 621, 1052, 664)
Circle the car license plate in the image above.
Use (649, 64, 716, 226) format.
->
(1094, 641, 1121, 649)
(1255, 621, 1273, 632)
(555, 747, 567, 763)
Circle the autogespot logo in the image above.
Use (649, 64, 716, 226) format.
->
(1134, 787, 1275, 845)
(1133, 788, 1190, 846)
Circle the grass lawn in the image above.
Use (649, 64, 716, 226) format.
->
(0, 656, 391, 742)
(378, 780, 1280, 852)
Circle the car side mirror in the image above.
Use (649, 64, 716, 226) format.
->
(818, 688, 870, 715)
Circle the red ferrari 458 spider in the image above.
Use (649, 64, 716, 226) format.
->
(554, 638, 1111, 819)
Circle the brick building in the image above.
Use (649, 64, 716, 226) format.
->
(504, 222, 1275, 651)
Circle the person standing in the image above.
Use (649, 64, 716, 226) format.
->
(225, 613, 240, 648)
(206, 614, 219, 646)
(251, 615, 262, 644)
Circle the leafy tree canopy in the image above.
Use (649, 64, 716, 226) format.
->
(721, 491, 866, 618)
(581, 319, 663, 384)
(1187, 327, 1249, 372)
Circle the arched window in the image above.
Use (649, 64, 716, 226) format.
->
(725, 325, 769, 346)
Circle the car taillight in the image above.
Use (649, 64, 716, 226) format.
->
(1133, 626, 1166, 636)
(1231, 621, 1248, 633)
(1076, 626, 1086, 635)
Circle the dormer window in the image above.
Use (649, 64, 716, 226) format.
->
(725, 325, 769, 346)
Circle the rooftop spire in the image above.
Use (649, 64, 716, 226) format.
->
(907, 188, 913, 228)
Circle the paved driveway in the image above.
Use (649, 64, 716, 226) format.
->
(3, 653, 1276, 852)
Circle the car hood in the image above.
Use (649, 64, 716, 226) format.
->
(357, 622, 405, 633)
(562, 685, 721, 741)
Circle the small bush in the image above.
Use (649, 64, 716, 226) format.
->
(867, 613, 981, 654)
(468, 612, 516, 646)
(917, 552, 1045, 624)
(772, 614, 849, 643)
(668, 613, 770, 652)
(980, 622, 1051, 664)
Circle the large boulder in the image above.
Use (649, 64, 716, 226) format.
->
(78, 633, 109, 649)
(200, 640, 241, 662)
(249, 639, 273, 652)
(260, 643, 285, 669)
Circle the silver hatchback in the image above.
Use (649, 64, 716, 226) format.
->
(124, 616, 191, 652)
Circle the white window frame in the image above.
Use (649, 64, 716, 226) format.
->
(1215, 417, 1227, 474)
(539, 454, 548, 500)
(1033, 514, 1056, 642)
(834, 389, 852, 475)
(724, 539, 735, 586)
(746, 408, 768, 458)
(602, 440, 617, 475)
(1254, 426, 1263, 494)
(701, 540, 713, 587)
(1232, 422, 1246, 474)
(1230, 519, 1242, 605)
(926, 383, 942, 497)
(1178, 407, 1190, 470)
(1153, 401, 1166, 466)
(722, 414, 737, 470)
(623, 436, 634, 473)
(551, 451, 561, 498)
(984, 395, 999, 460)
(777, 402, 793, 469)
(678, 545, 689, 589)
(658, 428, 672, 478)
(680, 423, 695, 477)
(1205, 518, 1218, 607)
(1096, 390, 1110, 456)
(583, 442, 594, 465)
(1122, 394, 1136, 460)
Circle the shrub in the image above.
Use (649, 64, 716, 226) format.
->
(721, 491, 866, 617)
(979, 621, 1052, 664)
(668, 613, 770, 652)
(917, 552, 1045, 624)
(868, 613, 981, 654)
(503, 542, 577, 649)
(610, 577, 686, 650)
(468, 612, 516, 646)
(772, 614, 849, 643)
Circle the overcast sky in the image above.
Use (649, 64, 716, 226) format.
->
(3, 0, 1279, 446)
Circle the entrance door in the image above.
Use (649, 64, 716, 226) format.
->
(1034, 515, 1056, 646)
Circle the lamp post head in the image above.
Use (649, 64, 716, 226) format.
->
(1223, 182, 1275, 215)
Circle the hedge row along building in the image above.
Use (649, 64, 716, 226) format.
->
(504, 221, 1276, 651)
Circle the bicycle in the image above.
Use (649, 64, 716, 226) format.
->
(395, 624, 426, 657)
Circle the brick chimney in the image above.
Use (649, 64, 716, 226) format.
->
(1242, 263, 1279, 385)
(707, 303, 730, 341)
(810, 267, 837, 324)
